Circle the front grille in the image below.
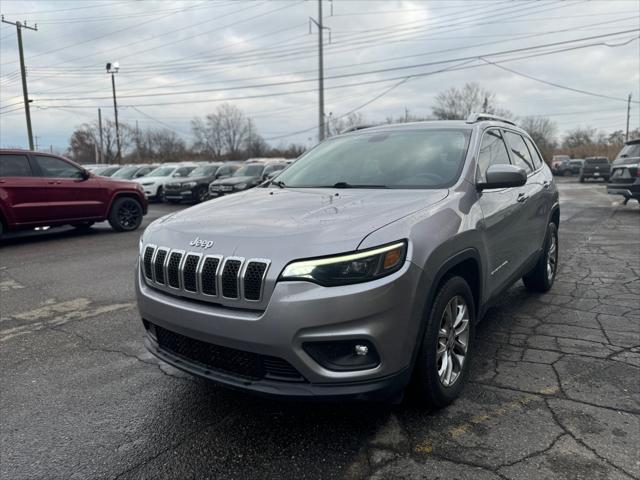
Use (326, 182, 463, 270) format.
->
(143, 246, 155, 280)
(167, 251, 183, 288)
(244, 261, 267, 301)
(182, 254, 200, 292)
(221, 259, 242, 298)
(154, 249, 168, 284)
(142, 244, 269, 305)
(201, 257, 220, 296)
(154, 325, 305, 382)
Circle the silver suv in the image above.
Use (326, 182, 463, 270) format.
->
(136, 114, 559, 408)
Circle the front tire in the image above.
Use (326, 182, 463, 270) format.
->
(411, 276, 475, 409)
(108, 197, 143, 232)
(523, 222, 558, 293)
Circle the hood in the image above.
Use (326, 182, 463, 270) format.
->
(211, 175, 257, 185)
(144, 187, 448, 261)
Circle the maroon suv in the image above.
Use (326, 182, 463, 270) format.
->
(0, 150, 148, 237)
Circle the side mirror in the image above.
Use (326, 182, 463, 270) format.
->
(80, 169, 90, 180)
(173, 173, 182, 178)
(478, 164, 527, 190)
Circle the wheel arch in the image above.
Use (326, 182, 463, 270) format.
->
(107, 192, 145, 215)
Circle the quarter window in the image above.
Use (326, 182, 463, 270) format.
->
(34, 155, 83, 178)
(0, 154, 32, 177)
(504, 131, 535, 173)
(477, 129, 511, 182)
(524, 137, 543, 169)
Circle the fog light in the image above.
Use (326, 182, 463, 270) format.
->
(354, 344, 368, 356)
(303, 340, 380, 371)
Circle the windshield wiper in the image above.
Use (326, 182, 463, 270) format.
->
(331, 182, 389, 189)
(271, 179, 287, 188)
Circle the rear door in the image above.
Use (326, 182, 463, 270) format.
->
(32, 154, 108, 221)
(0, 153, 49, 225)
(503, 130, 547, 261)
(475, 129, 526, 293)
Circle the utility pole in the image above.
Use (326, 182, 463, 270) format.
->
(34, 135, 39, 150)
(625, 93, 632, 142)
(106, 62, 122, 162)
(136, 120, 141, 162)
(98, 108, 104, 164)
(1, 16, 37, 150)
(309, 1, 330, 142)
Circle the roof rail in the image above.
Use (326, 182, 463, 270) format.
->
(466, 112, 516, 126)
(340, 124, 376, 134)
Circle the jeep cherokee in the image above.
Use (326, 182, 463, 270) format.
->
(136, 114, 559, 407)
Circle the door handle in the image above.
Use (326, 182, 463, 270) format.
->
(517, 193, 529, 203)
(48, 181, 57, 185)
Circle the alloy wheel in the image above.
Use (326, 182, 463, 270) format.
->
(547, 233, 557, 282)
(117, 200, 141, 229)
(437, 295, 470, 387)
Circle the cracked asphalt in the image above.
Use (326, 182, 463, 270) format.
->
(1, 178, 638, 480)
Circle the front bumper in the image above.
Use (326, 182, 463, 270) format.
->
(136, 260, 423, 399)
(164, 188, 196, 201)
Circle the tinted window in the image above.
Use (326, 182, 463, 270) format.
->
(524, 137, 543, 169)
(34, 155, 83, 178)
(234, 164, 265, 177)
(477, 129, 511, 182)
(264, 164, 285, 175)
(0, 154, 32, 177)
(586, 158, 609, 165)
(174, 166, 195, 177)
(275, 129, 471, 188)
(189, 165, 219, 177)
(614, 143, 640, 165)
(148, 166, 174, 177)
(111, 166, 139, 178)
(504, 131, 535, 173)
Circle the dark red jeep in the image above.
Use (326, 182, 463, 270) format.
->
(0, 150, 148, 237)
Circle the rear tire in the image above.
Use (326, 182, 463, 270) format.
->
(411, 276, 475, 409)
(523, 222, 558, 293)
(156, 186, 165, 203)
(108, 197, 143, 232)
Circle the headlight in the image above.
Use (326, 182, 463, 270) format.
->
(183, 181, 197, 188)
(280, 241, 406, 287)
(234, 183, 248, 190)
(141, 182, 154, 186)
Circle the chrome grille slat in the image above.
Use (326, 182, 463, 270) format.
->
(142, 246, 267, 305)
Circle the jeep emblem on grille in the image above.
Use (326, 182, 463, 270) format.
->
(189, 236, 214, 249)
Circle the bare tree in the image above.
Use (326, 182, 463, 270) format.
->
(432, 82, 512, 120)
(136, 128, 186, 162)
(244, 119, 269, 158)
(326, 112, 367, 137)
(518, 116, 558, 164)
(191, 103, 251, 159)
(66, 120, 133, 164)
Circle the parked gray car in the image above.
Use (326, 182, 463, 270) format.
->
(136, 114, 559, 407)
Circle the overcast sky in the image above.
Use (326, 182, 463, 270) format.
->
(1, 0, 638, 152)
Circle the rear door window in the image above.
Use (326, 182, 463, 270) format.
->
(503, 131, 535, 173)
(477, 129, 511, 182)
(0, 154, 33, 177)
(34, 155, 83, 178)
(523, 137, 543, 169)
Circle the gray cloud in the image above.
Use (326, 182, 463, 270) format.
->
(1, 0, 638, 151)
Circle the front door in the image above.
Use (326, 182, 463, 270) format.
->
(32, 154, 107, 221)
(475, 128, 529, 297)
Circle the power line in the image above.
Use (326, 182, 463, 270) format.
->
(480, 56, 640, 104)
(33, 29, 639, 103)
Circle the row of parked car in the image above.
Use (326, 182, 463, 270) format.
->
(550, 155, 612, 182)
(86, 158, 290, 204)
(550, 140, 640, 204)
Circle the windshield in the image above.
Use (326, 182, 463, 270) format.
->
(275, 129, 470, 188)
(111, 166, 139, 179)
(614, 143, 640, 164)
(189, 165, 219, 177)
(147, 166, 175, 177)
(233, 164, 265, 177)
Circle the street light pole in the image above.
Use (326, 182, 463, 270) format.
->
(106, 62, 122, 162)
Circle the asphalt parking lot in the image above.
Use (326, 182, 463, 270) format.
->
(1, 178, 638, 480)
